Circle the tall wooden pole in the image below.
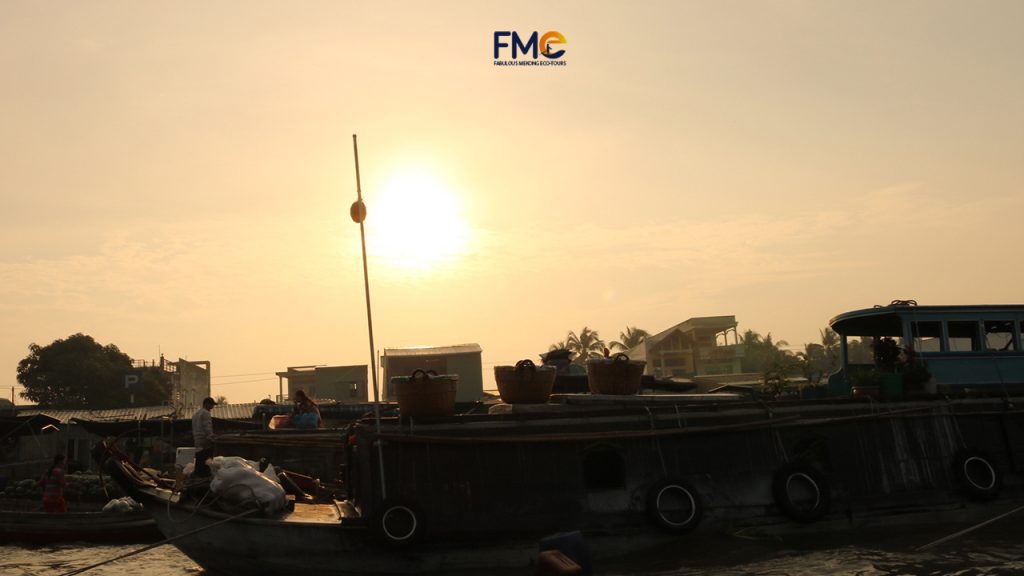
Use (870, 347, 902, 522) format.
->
(350, 134, 386, 499)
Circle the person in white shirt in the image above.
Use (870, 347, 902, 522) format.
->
(191, 397, 216, 477)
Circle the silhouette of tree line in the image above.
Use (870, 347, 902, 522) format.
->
(548, 325, 857, 386)
(17, 333, 172, 408)
(548, 326, 651, 363)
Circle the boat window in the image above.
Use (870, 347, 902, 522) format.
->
(948, 321, 981, 352)
(984, 321, 1016, 352)
(582, 447, 625, 490)
(912, 321, 944, 353)
(845, 337, 874, 364)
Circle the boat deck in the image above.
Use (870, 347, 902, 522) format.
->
(279, 500, 358, 524)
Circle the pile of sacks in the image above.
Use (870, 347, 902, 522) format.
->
(207, 456, 287, 514)
(102, 496, 143, 513)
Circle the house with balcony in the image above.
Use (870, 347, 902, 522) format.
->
(630, 316, 744, 378)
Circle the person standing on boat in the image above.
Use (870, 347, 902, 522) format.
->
(191, 397, 216, 477)
(39, 453, 68, 513)
(292, 389, 321, 429)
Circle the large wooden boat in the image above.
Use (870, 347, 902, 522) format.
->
(101, 393, 1024, 574)
(97, 303, 1024, 574)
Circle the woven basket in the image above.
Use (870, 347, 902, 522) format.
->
(586, 354, 645, 395)
(391, 369, 458, 418)
(494, 359, 556, 404)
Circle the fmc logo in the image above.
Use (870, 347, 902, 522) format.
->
(493, 31, 567, 67)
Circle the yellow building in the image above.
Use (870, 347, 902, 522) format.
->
(630, 316, 744, 377)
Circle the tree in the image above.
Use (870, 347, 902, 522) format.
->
(847, 337, 874, 364)
(548, 340, 570, 352)
(566, 327, 606, 365)
(820, 327, 838, 352)
(740, 329, 788, 373)
(796, 343, 828, 384)
(17, 333, 170, 408)
(214, 395, 227, 405)
(609, 327, 650, 352)
(820, 327, 839, 373)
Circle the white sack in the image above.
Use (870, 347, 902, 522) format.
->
(208, 455, 287, 514)
(102, 496, 142, 513)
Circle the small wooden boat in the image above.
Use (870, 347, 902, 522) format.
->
(0, 504, 161, 544)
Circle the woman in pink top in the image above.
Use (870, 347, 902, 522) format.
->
(40, 454, 68, 513)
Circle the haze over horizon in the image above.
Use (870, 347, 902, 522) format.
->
(3, 1, 1022, 404)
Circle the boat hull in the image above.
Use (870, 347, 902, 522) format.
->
(0, 508, 160, 545)
(102, 394, 1024, 574)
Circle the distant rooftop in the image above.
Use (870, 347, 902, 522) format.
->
(17, 402, 262, 423)
(645, 316, 739, 348)
(383, 344, 482, 357)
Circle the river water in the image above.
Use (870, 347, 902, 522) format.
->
(3, 522, 1024, 576)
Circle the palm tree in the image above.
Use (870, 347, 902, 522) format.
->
(819, 327, 840, 375)
(740, 329, 763, 348)
(846, 337, 873, 364)
(820, 327, 838, 350)
(548, 340, 570, 352)
(796, 343, 827, 383)
(609, 327, 649, 352)
(567, 327, 605, 365)
(740, 330, 792, 373)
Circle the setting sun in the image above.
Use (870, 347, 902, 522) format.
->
(365, 168, 470, 270)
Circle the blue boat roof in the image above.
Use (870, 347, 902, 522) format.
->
(829, 303, 1024, 335)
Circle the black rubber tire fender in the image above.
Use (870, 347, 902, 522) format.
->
(772, 462, 830, 523)
(646, 479, 703, 534)
(953, 449, 1001, 500)
(376, 499, 423, 546)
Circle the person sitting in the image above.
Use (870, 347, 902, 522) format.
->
(292, 389, 322, 429)
(40, 454, 68, 513)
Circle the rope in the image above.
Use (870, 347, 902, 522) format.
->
(674, 404, 684, 429)
(58, 507, 259, 576)
(366, 405, 943, 446)
(875, 299, 917, 308)
(645, 407, 667, 476)
(915, 503, 1024, 552)
(370, 415, 804, 445)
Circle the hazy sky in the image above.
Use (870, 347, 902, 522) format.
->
(3, 1, 1022, 404)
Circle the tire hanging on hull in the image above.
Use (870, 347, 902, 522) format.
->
(772, 462, 830, 523)
(953, 449, 1001, 500)
(377, 499, 422, 546)
(646, 479, 703, 533)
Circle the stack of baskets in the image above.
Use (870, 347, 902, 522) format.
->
(494, 359, 556, 404)
(586, 353, 645, 395)
(390, 369, 458, 418)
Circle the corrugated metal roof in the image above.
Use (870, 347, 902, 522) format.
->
(16, 402, 263, 423)
(209, 402, 262, 420)
(16, 406, 175, 424)
(384, 344, 482, 357)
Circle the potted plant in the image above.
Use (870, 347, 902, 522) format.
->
(850, 367, 882, 399)
(870, 337, 905, 400)
(900, 346, 933, 396)
(873, 337, 902, 372)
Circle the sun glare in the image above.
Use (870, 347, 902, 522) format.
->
(366, 168, 470, 270)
